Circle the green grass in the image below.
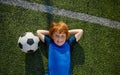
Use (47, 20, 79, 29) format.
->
(25, 0, 120, 22)
(0, 1, 120, 75)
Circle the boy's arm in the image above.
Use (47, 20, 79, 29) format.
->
(36, 30, 49, 42)
(69, 29, 83, 42)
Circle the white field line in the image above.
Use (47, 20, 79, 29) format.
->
(0, 0, 120, 29)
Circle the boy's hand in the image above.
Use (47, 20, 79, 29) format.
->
(69, 29, 83, 41)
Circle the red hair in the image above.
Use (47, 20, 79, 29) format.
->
(49, 21, 69, 38)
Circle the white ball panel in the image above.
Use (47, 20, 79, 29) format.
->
(33, 36, 40, 43)
(30, 43, 38, 51)
(22, 44, 31, 52)
(26, 32, 34, 38)
(18, 36, 27, 45)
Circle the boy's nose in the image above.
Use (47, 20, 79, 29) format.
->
(58, 38, 63, 42)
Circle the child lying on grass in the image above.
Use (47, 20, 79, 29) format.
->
(37, 21, 83, 75)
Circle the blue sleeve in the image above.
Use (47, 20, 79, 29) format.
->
(44, 35, 51, 45)
(68, 35, 76, 45)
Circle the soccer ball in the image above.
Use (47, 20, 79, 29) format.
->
(18, 32, 40, 53)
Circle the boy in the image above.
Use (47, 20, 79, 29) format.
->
(37, 21, 83, 75)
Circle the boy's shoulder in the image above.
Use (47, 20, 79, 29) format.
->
(44, 35, 52, 45)
(67, 35, 77, 47)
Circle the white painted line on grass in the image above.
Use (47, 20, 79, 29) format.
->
(0, 0, 120, 29)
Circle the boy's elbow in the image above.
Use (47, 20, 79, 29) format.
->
(79, 29, 83, 33)
(36, 30, 39, 34)
(36, 30, 41, 35)
(81, 29, 83, 32)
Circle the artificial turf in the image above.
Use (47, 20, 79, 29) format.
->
(25, 0, 120, 22)
(0, 1, 120, 75)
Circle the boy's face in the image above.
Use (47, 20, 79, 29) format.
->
(52, 32, 66, 46)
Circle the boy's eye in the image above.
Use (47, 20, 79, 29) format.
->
(61, 35, 65, 38)
(54, 33, 66, 38)
(55, 34, 59, 38)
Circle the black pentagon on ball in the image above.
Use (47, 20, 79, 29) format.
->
(27, 38, 34, 45)
(27, 50, 34, 53)
(18, 42, 23, 49)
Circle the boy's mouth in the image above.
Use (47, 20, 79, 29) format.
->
(56, 41, 64, 46)
(57, 41, 63, 43)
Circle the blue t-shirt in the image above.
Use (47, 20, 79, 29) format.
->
(45, 35, 76, 75)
